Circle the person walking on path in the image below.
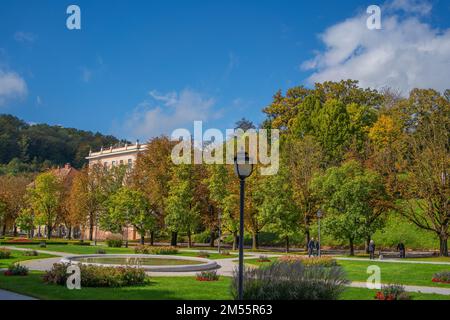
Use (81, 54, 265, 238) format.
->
(308, 238, 316, 257)
(397, 242, 406, 259)
(368, 240, 376, 260)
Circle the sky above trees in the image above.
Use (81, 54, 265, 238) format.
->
(0, 0, 449, 141)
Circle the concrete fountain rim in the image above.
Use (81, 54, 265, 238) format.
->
(60, 254, 218, 273)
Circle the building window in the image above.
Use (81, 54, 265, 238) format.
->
(120, 160, 124, 165)
(104, 162, 108, 168)
(128, 159, 133, 167)
(112, 161, 116, 167)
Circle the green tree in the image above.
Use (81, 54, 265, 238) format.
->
(105, 187, 156, 244)
(312, 161, 389, 255)
(28, 172, 63, 239)
(259, 165, 300, 252)
(165, 164, 200, 247)
(16, 208, 35, 238)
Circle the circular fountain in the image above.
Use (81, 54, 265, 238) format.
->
(61, 254, 218, 272)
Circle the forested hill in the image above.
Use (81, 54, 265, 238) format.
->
(0, 114, 122, 174)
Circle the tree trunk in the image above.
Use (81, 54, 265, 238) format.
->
(67, 227, 72, 240)
(1, 223, 5, 236)
(47, 225, 52, 239)
(285, 237, 290, 253)
(349, 238, 355, 256)
(365, 237, 371, 254)
(440, 235, 449, 257)
(171, 231, 178, 246)
(140, 234, 145, 245)
(187, 231, 192, 248)
(305, 229, 311, 250)
(13, 225, 18, 237)
(89, 222, 94, 241)
(209, 230, 215, 248)
(232, 232, 238, 251)
(150, 231, 154, 246)
(252, 233, 257, 250)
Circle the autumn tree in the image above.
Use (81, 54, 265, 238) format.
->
(284, 136, 323, 246)
(0, 175, 31, 235)
(395, 89, 450, 256)
(165, 164, 200, 247)
(132, 136, 174, 245)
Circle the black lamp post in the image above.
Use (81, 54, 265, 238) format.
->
(317, 209, 323, 257)
(234, 151, 254, 300)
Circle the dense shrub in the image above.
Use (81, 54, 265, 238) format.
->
(43, 263, 147, 287)
(197, 251, 210, 258)
(106, 235, 123, 248)
(134, 245, 178, 255)
(196, 270, 220, 281)
(231, 261, 349, 300)
(257, 255, 271, 262)
(73, 240, 91, 246)
(432, 271, 450, 284)
(375, 284, 412, 300)
(23, 250, 39, 256)
(0, 248, 11, 259)
(279, 256, 338, 267)
(4, 263, 29, 276)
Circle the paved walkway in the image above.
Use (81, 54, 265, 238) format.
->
(0, 289, 35, 300)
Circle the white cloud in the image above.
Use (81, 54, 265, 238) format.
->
(123, 89, 218, 140)
(302, 0, 450, 94)
(387, 0, 432, 15)
(0, 70, 27, 106)
(14, 31, 37, 44)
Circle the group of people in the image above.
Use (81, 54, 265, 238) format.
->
(368, 240, 407, 260)
(307, 238, 320, 257)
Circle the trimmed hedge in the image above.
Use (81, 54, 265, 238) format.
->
(43, 263, 147, 288)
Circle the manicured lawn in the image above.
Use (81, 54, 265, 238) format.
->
(0, 271, 448, 300)
(0, 250, 55, 269)
(0, 271, 232, 300)
(242, 257, 279, 267)
(244, 257, 450, 288)
(15, 244, 135, 255)
(341, 287, 450, 300)
(338, 260, 450, 288)
(10, 244, 240, 260)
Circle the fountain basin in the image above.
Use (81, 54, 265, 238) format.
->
(61, 254, 218, 272)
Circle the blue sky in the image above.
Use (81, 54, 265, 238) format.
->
(1, 0, 449, 141)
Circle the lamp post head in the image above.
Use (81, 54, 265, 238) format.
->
(234, 151, 254, 180)
(317, 209, 323, 218)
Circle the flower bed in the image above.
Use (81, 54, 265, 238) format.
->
(4, 264, 29, 276)
(0, 248, 11, 259)
(375, 284, 411, 300)
(196, 270, 219, 282)
(279, 255, 337, 267)
(432, 271, 450, 284)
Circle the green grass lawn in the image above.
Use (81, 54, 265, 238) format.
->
(338, 260, 450, 288)
(0, 250, 55, 269)
(244, 257, 450, 288)
(9, 244, 238, 260)
(0, 271, 232, 300)
(340, 287, 450, 300)
(0, 271, 448, 300)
